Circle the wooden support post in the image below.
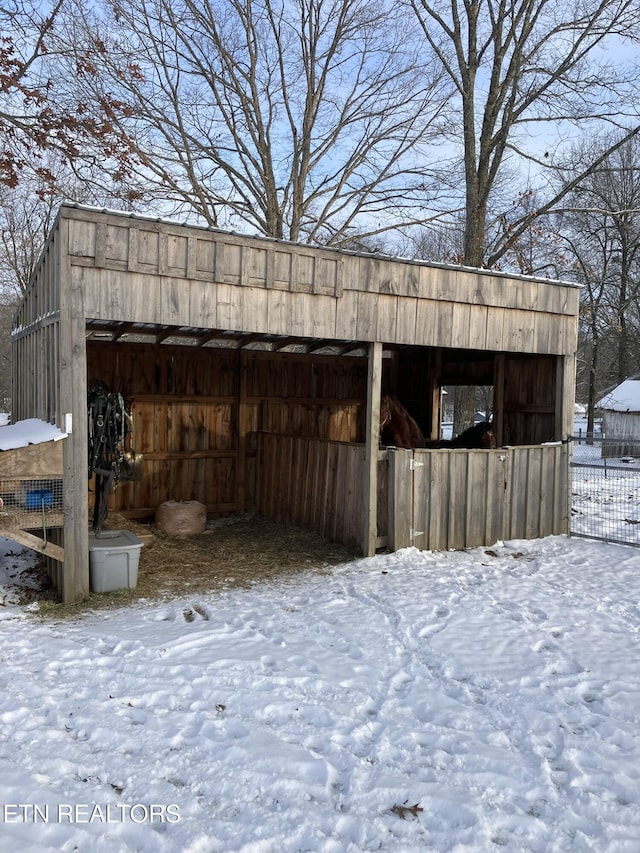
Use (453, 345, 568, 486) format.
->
(428, 349, 442, 440)
(236, 348, 249, 514)
(59, 218, 90, 604)
(363, 341, 382, 556)
(556, 354, 576, 440)
(493, 354, 505, 447)
(557, 353, 575, 537)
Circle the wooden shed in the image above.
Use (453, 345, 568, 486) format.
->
(596, 379, 640, 457)
(11, 204, 579, 602)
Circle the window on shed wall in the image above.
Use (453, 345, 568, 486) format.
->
(442, 385, 494, 440)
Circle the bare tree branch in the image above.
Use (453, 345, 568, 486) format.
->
(0, 0, 134, 188)
(409, 0, 640, 266)
(61, 0, 452, 243)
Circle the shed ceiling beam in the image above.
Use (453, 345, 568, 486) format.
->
(155, 327, 176, 344)
(271, 337, 300, 351)
(307, 339, 337, 353)
(237, 333, 265, 348)
(196, 329, 226, 347)
(112, 322, 137, 342)
(85, 321, 116, 340)
(336, 341, 366, 355)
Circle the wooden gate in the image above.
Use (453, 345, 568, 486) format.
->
(387, 444, 569, 551)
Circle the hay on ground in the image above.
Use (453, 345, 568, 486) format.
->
(27, 512, 360, 617)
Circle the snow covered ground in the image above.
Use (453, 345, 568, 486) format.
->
(1, 496, 640, 849)
(1, 417, 639, 851)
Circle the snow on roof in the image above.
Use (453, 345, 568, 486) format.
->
(0, 418, 67, 452)
(596, 379, 640, 412)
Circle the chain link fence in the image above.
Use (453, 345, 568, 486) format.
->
(571, 436, 640, 547)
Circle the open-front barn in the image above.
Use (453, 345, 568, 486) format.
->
(9, 204, 579, 602)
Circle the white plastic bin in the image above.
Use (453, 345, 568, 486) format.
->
(88, 530, 143, 593)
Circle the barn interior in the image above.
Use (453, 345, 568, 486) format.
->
(85, 326, 562, 524)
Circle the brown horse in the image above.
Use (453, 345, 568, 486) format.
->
(379, 395, 426, 448)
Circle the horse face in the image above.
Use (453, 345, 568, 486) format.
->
(379, 396, 392, 432)
(482, 427, 497, 449)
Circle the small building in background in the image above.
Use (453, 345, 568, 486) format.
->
(596, 378, 640, 457)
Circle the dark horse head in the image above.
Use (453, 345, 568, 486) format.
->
(449, 421, 496, 449)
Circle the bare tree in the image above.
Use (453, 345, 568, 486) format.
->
(0, 173, 66, 412)
(399, 219, 464, 264)
(1, 0, 64, 186)
(556, 134, 640, 434)
(0, 185, 59, 298)
(0, 0, 133, 190)
(0, 160, 143, 412)
(409, 0, 640, 267)
(0, 293, 16, 411)
(60, 0, 452, 244)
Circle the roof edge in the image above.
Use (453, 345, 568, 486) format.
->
(58, 202, 581, 290)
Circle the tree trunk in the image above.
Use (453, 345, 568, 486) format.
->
(586, 338, 598, 446)
(452, 387, 476, 438)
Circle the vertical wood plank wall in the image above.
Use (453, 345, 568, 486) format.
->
(63, 207, 579, 360)
(257, 439, 568, 552)
(601, 412, 640, 457)
(401, 443, 568, 551)
(502, 356, 558, 445)
(257, 434, 367, 548)
(11, 225, 61, 424)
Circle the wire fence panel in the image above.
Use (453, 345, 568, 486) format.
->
(0, 478, 64, 533)
(571, 437, 640, 547)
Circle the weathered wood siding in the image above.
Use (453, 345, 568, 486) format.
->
(0, 438, 63, 479)
(62, 205, 579, 356)
(505, 445, 568, 539)
(501, 355, 559, 445)
(257, 433, 372, 548)
(11, 209, 89, 602)
(11, 228, 61, 425)
(388, 443, 568, 551)
(257, 438, 568, 552)
(601, 413, 640, 457)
